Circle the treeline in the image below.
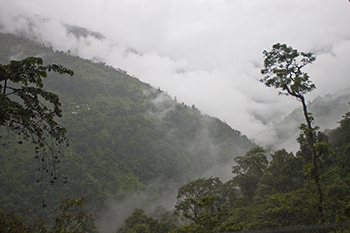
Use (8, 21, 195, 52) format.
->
(118, 110, 350, 232)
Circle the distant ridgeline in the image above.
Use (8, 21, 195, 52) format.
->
(0, 33, 255, 218)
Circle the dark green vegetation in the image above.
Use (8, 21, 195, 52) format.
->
(0, 33, 254, 230)
(0, 197, 97, 232)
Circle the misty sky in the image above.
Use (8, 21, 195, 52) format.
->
(1, 0, 350, 150)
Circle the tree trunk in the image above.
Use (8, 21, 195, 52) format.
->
(300, 96, 324, 224)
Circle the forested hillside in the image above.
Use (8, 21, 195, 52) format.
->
(0, 33, 254, 226)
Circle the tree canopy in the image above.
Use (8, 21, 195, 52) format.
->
(0, 57, 73, 184)
(232, 147, 268, 200)
(260, 43, 316, 98)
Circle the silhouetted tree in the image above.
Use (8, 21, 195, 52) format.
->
(260, 43, 325, 223)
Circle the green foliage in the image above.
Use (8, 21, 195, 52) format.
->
(117, 208, 177, 233)
(232, 147, 268, 176)
(170, 206, 230, 233)
(0, 210, 46, 233)
(52, 197, 97, 233)
(260, 149, 306, 193)
(0, 197, 97, 233)
(322, 168, 350, 223)
(329, 110, 350, 177)
(232, 147, 268, 199)
(175, 177, 231, 220)
(0, 56, 73, 185)
(260, 43, 316, 97)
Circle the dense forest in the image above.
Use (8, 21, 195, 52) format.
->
(1, 32, 350, 233)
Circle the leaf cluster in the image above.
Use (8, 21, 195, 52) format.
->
(260, 43, 316, 98)
(0, 56, 73, 185)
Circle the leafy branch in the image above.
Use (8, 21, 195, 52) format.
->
(0, 57, 73, 185)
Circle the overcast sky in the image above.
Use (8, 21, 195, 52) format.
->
(1, 0, 350, 150)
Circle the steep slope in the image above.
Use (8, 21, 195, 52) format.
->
(0, 33, 255, 219)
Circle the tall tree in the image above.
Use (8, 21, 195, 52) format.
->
(260, 43, 325, 223)
(0, 57, 73, 184)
